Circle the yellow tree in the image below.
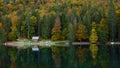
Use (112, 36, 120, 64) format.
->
(89, 30, 98, 60)
(89, 22, 98, 43)
(30, 16, 37, 25)
(75, 23, 87, 66)
(89, 22, 98, 60)
(75, 23, 87, 41)
(89, 44, 98, 59)
(89, 29, 98, 43)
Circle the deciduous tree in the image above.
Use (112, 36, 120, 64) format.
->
(51, 17, 61, 41)
(75, 23, 87, 41)
(89, 22, 98, 43)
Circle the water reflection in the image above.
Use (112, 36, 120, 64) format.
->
(89, 44, 98, 59)
(0, 44, 120, 68)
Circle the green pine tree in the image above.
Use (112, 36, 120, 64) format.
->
(26, 12, 31, 38)
(0, 28, 6, 43)
(8, 27, 19, 41)
(66, 23, 77, 68)
(41, 15, 51, 39)
(116, 9, 120, 41)
(40, 48, 55, 68)
(67, 23, 75, 41)
(107, 0, 117, 41)
(107, 1, 118, 68)
(97, 19, 108, 42)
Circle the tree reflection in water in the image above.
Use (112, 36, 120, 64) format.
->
(0, 44, 120, 68)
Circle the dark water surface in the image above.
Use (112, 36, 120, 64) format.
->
(0, 44, 120, 68)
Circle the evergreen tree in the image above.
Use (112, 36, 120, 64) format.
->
(26, 12, 31, 38)
(83, 12, 92, 36)
(8, 48, 18, 68)
(98, 45, 110, 68)
(107, 0, 117, 41)
(4, 16, 11, 37)
(98, 26, 107, 42)
(116, 9, 120, 41)
(66, 23, 77, 68)
(17, 11, 24, 37)
(21, 21, 27, 38)
(41, 15, 51, 39)
(97, 19, 108, 42)
(0, 46, 7, 68)
(116, 9, 120, 67)
(8, 27, 19, 41)
(67, 23, 75, 41)
(41, 15, 55, 68)
(107, 1, 118, 68)
(34, 11, 41, 36)
(29, 15, 37, 37)
(61, 28, 68, 40)
(25, 12, 37, 38)
(0, 28, 6, 43)
(37, 17, 41, 36)
(40, 48, 55, 68)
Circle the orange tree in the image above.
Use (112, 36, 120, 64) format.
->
(51, 17, 61, 41)
(51, 17, 62, 68)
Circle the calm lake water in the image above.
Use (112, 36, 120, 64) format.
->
(0, 44, 120, 68)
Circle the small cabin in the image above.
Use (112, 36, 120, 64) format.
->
(32, 36, 39, 42)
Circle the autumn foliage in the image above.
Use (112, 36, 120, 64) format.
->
(11, 11, 19, 29)
(51, 17, 61, 41)
(0, 0, 119, 41)
(75, 24, 87, 41)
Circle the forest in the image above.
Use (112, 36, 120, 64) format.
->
(0, 0, 120, 68)
(0, 0, 120, 42)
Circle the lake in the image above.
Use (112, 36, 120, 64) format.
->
(0, 44, 120, 68)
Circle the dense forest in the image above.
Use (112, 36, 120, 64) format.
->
(0, 0, 120, 68)
(0, 0, 120, 42)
